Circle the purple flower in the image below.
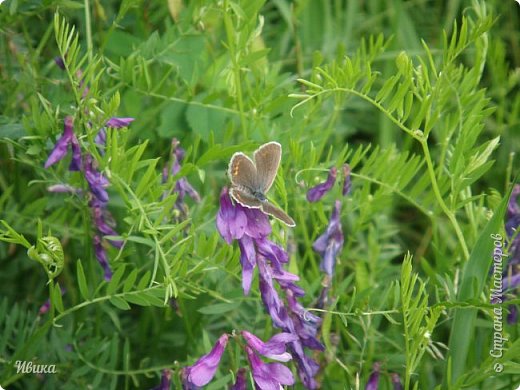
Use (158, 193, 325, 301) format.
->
(506, 185, 520, 265)
(312, 200, 344, 276)
(106, 117, 135, 128)
(91, 199, 123, 248)
(54, 56, 65, 70)
(243, 208, 272, 239)
(217, 187, 323, 388)
(246, 346, 295, 390)
(95, 128, 107, 148)
(257, 257, 288, 328)
(38, 299, 51, 315)
(306, 167, 337, 202)
(172, 149, 201, 205)
(84, 155, 110, 204)
(38, 287, 66, 315)
(93, 235, 112, 281)
(95, 117, 135, 152)
(241, 331, 298, 362)
(503, 273, 520, 290)
(230, 368, 247, 390)
(315, 282, 331, 309)
(391, 373, 403, 390)
(508, 304, 518, 325)
(151, 369, 171, 390)
(217, 188, 249, 243)
(163, 139, 201, 214)
(183, 334, 229, 388)
(286, 291, 324, 351)
(256, 257, 321, 389)
(507, 185, 520, 218)
(288, 342, 320, 389)
(366, 362, 381, 390)
(238, 236, 256, 294)
(502, 184, 520, 325)
(342, 164, 351, 196)
(44, 116, 82, 171)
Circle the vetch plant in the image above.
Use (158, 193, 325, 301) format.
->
(182, 331, 297, 389)
(216, 187, 323, 388)
(44, 115, 132, 280)
(503, 184, 520, 323)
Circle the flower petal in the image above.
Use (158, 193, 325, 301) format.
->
(106, 117, 135, 128)
(216, 188, 247, 243)
(44, 116, 74, 168)
(185, 334, 229, 387)
(306, 167, 337, 202)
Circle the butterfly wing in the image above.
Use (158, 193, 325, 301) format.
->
(254, 142, 281, 193)
(229, 187, 262, 209)
(261, 201, 296, 227)
(228, 153, 258, 190)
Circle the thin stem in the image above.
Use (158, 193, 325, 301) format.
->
(52, 285, 165, 324)
(84, 0, 93, 62)
(420, 139, 470, 260)
(223, 0, 247, 138)
(110, 174, 177, 298)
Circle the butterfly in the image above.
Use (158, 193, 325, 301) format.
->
(228, 142, 296, 227)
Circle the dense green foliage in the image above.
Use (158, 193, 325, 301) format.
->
(0, 0, 519, 388)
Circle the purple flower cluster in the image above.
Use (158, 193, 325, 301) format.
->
(95, 117, 135, 154)
(216, 188, 323, 388)
(366, 362, 381, 390)
(44, 115, 133, 280)
(312, 200, 344, 277)
(504, 184, 520, 323)
(307, 167, 337, 202)
(151, 369, 172, 390)
(306, 164, 352, 204)
(162, 139, 201, 218)
(44, 116, 81, 171)
(309, 165, 350, 308)
(182, 331, 296, 390)
(365, 362, 402, 390)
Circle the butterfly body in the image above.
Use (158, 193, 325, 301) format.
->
(252, 190, 267, 202)
(228, 142, 295, 227)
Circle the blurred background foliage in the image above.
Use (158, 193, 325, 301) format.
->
(0, 0, 519, 389)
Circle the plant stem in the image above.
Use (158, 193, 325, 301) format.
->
(84, 0, 93, 62)
(223, 0, 247, 138)
(420, 139, 470, 260)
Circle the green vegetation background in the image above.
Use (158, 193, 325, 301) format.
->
(0, 0, 519, 389)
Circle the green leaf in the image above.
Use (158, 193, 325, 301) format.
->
(107, 265, 126, 295)
(186, 94, 228, 141)
(52, 283, 65, 313)
(77, 260, 90, 300)
(137, 271, 151, 290)
(141, 291, 165, 307)
(109, 296, 131, 311)
(123, 269, 138, 293)
(124, 294, 151, 306)
(447, 185, 513, 385)
(0, 123, 26, 139)
(197, 302, 240, 315)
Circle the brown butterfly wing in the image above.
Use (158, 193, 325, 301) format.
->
(228, 153, 258, 190)
(261, 201, 296, 227)
(254, 142, 281, 193)
(229, 187, 262, 209)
